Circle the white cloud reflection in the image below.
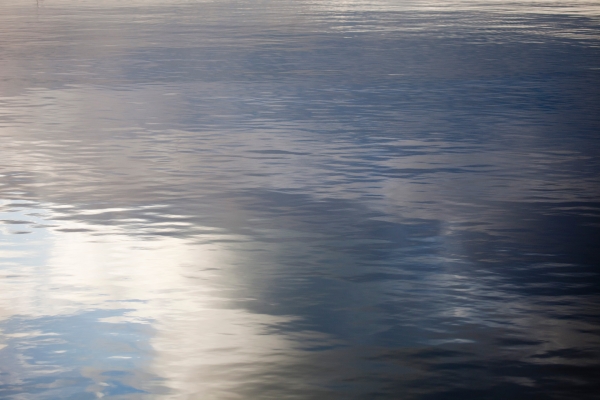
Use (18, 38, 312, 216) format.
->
(0, 200, 320, 398)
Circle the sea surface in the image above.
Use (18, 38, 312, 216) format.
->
(1, 0, 600, 398)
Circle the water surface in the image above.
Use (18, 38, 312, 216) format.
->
(1, 0, 600, 398)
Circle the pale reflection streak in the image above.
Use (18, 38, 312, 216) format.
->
(17, 0, 600, 15)
(312, 0, 600, 15)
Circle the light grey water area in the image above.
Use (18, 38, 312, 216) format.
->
(1, 0, 600, 398)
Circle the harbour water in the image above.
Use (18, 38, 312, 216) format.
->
(1, 0, 599, 398)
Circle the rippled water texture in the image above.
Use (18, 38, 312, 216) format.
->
(1, 0, 600, 398)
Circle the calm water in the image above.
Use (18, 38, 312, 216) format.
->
(1, 0, 600, 398)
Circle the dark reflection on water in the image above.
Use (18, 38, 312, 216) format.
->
(1, 0, 600, 398)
